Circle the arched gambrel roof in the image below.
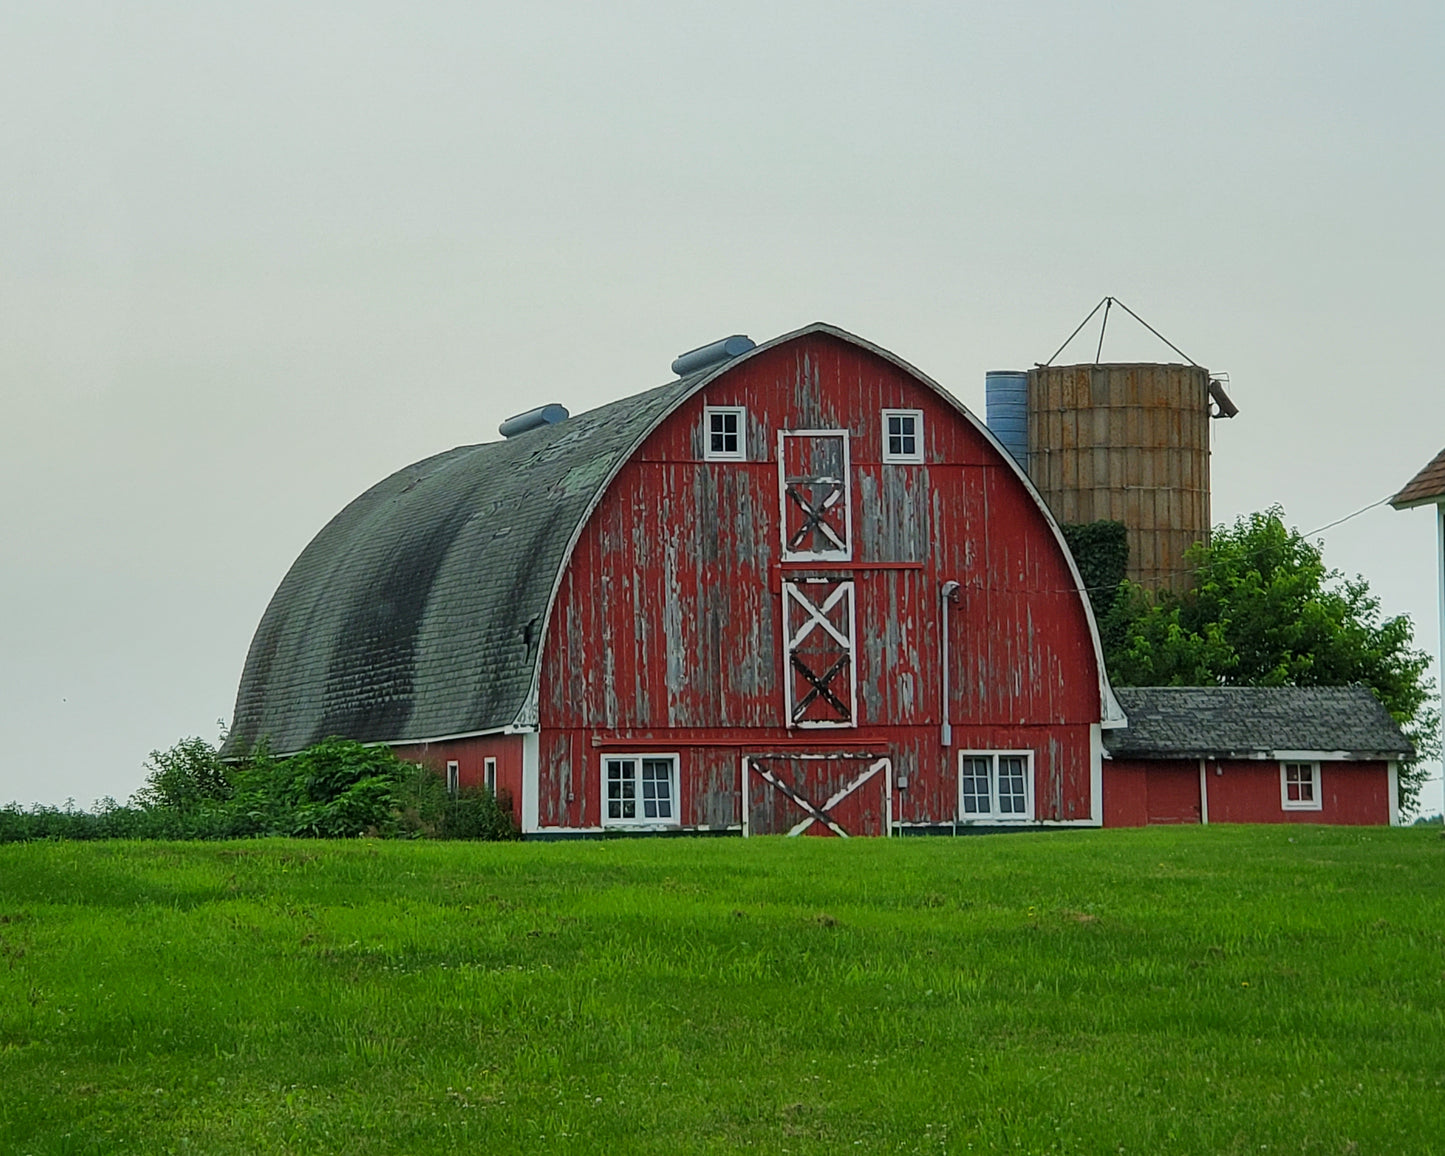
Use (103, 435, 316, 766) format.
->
(223, 323, 1123, 757)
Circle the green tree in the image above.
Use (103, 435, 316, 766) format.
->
(132, 736, 234, 814)
(1102, 508, 1440, 812)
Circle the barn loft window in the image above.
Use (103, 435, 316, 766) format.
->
(1280, 761, 1321, 811)
(882, 409, 923, 463)
(446, 761, 460, 796)
(778, 429, 852, 561)
(957, 751, 1033, 822)
(704, 406, 746, 461)
(484, 757, 498, 795)
(603, 755, 679, 825)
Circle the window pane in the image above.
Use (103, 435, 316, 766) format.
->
(607, 759, 636, 820)
(961, 757, 991, 814)
(642, 758, 674, 820)
(708, 411, 741, 456)
(998, 756, 1028, 815)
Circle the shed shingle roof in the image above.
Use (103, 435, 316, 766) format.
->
(1391, 445, 1445, 509)
(1104, 686, 1414, 760)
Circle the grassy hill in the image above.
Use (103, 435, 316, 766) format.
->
(2, 827, 1444, 1154)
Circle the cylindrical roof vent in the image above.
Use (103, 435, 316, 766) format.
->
(671, 335, 755, 377)
(499, 404, 569, 438)
(985, 370, 1029, 473)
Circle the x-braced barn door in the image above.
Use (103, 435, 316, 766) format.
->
(741, 754, 892, 837)
(782, 578, 856, 727)
(778, 430, 851, 562)
(778, 429, 856, 728)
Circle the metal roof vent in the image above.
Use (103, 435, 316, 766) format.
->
(499, 404, 569, 438)
(670, 334, 755, 377)
(1208, 377, 1239, 419)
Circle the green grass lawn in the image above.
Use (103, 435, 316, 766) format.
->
(2, 827, 1444, 1155)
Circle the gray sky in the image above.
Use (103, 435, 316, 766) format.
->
(3, 2, 1443, 816)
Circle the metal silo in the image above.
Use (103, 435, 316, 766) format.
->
(1027, 362, 1213, 592)
(985, 370, 1030, 472)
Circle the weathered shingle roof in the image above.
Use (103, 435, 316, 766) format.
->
(221, 371, 705, 756)
(1391, 445, 1445, 509)
(222, 321, 1128, 758)
(1104, 686, 1414, 760)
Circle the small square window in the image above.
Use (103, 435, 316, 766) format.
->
(882, 409, 923, 462)
(603, 754, 679, 826)
(704, 406, 746, 461)
(958, 751, 1034, 822)
(1281, 762, 1322, 811)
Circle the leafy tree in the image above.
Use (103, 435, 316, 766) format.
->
(1102, 508, 1441, 812)
(132, 736, 234, 814)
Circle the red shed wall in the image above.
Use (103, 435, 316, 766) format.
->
(392, 733, 524, 824)
(1204, 759, 1390, 825)
(536, 333, 1104, 831)
(1104, 758, 1392, 827)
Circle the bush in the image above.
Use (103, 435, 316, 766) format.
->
(0, 736, 519, 843)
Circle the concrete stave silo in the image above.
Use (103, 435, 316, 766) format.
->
(983, 361, 1216, 593)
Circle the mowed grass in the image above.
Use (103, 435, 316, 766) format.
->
(2, 829, 1444, 1155)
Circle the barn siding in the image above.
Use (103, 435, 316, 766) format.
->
(533, 334, 1103, 831)
(392, 733, 524, 823)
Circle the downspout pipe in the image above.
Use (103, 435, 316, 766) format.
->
(941, 581, 961, 747)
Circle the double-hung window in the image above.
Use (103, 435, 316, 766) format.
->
(603, 754, 679, 826)
(1280, 761, 1321, 811)
(882, 409, 923, 463)
(958, 751, 1033, 822)
(704, 406, 746, 461)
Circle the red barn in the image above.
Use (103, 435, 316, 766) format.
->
(222, 323, 1412, 831)
(223, 323, 1124, 835)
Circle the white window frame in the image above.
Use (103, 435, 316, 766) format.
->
(601, 753, 681, 828)
(1280, 761, 1322, 811)
(881, 409, 924, 463)
(957, 750, 1034, 823)
(484, 757, 498, 795)
(703, 406, 747, 461)
(446, 760, 460, 796)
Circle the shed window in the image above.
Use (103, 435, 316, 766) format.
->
(446, 761, 460, 796)
(484, 757, 497, 795)
(603, 755, 679, 825)
(958, 752, 1033, 822)
(1280, 762, 1321, 811)
(704, 406, 746, 460)
(882, 409, 923, 462)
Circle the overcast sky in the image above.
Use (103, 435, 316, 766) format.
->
(3, 2, 1442, 816)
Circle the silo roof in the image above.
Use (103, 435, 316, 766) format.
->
(1390, 446, 1445, 509)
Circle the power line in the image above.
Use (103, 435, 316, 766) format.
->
(1302, 496, 1392, 538)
